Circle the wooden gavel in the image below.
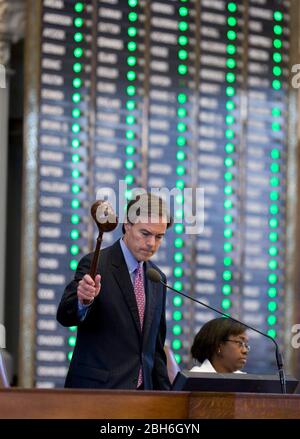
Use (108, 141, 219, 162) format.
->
(89, 200, 118, 280)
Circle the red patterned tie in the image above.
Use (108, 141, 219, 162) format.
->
(134, 263, 145, 387)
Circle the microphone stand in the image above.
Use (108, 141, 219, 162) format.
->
(158, 277, 287, 394)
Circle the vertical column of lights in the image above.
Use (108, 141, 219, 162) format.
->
(124, 0, 140, 200)
(221, 1, 238, 314)
(266, 8, 285, 339)
(171, 0, 190, 365)
(68, 1, 86, 359)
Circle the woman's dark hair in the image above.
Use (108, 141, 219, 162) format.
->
(191, 317, 247, 364)
(122, 192, 173, 234)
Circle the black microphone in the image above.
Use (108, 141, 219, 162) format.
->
(146, 267, 287, 394)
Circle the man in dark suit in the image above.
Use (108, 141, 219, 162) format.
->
(57, 192, 172, 390)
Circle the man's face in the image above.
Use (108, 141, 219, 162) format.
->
(123, 218, 167, 262)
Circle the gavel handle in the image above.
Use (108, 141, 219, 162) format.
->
(89, 232, 103, 280)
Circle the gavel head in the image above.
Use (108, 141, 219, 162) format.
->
(91, 200, 118, 233)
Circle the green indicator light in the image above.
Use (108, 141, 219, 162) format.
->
(72, 123, 80, 134)
(269, 232, 278, 242)
(268, 273, 278, 284)
(225, 157, 234, 167)
(175, 223, 184, 234)
(125, 159, 135, 170)
(226, 86, 235, 97)
(178, 50, 188, 61)
(272, 79, 281, 90)
(174, 266, 183, 278)
(227, 2, 237, 13)
(177, 136, 186, 146)
(127, 70, 136, 81)
(176, 150, 186, 161)
(227, 16, 237, 26)
(172, 339, 182, 350)
(173, 295, 183, 306)
(174, 281, 183, 291)
(176, 194, 184, 204)
(173, 324, 182, 336)
(73, 62, 82, 73)
(178, 93, 187, 104)
(274, 11, 283, 21)
(225, 142, 235, 153)
(127, 41, 137, 51)
(269, 246, 278, 256)
(268, 301, 277, 312)
(179, 7, 188, 17)
(74, 2, 84, 13)
(176, 179, 185, 190)
(272, 107, 281, 117)
(70, 244, 79, 256)
(270, 177, 279, 187)
(269, 218, 278, 228)
(272, 122, 281, 132)
(72, 169, 80, 178)
(128, 26, 137, 37)
(126, 145, 135, 155)
(224, 199, 233, 209)
(173, 310, 182, 321)
(224, 185, 233, 195)
(226, 44, 236, 55)
(224, 214, 232, 224)
(72, 108, 81, 118)
(267, 329, 276, 338)
(175, 209, 183, 220)
(177, 107, 187, 118)
(269, 205, 279, 215)
(226, 58, 236, 69)
(227, 30, 237, 40)
(68, 351, 73, 361)
(223, 257, 232, 266)
(72, 184, 80, 194)
(70, 229, 79, 240)
(72, 139, 80, 148)
(125, 190, 132, 200)
(74, 32, 83, 43)
(273, 39, 282, 49)
(226, 72, 236, 83)
(268, 315, 277, 325)
(225, 129, 234, 139)
(273, 52, 282, 63)
(270, 191, 279, 201)
(174, 252, 184, 263)
(224, 242, 233, 252)
(223, 270, 232, 281)
(68, 336, 76, 347)
(268, 287, 277, 298)
(224, 172, 233, 182)
(178, 64, 188, 75)
(270, 163, 280, 173)
(178, 35, 188, 46)
(74, 17, 83, 28)
(126, 130, 135, 140)
(226, 100, 235, 111)
(127, 56, 137, 66)
(176, 165, 185, 176)
(268, 260, 278, 270)
(73, 47, 83, 58)
(127, 85, 136, 96)
(71, 199, 80, 209)
(175, 354, 181, 364)
(222, 298, 231, 310)
(125, 174, 134, 185)
(126, 100, 136, 110)
(72, 93, 81, 103)
(69, 326, 77, 332)
(126, 115, 135, 125)
(71, 214, 80, 225)
(224, 228, 233, 238)
(70, 260, 78, 271)
(271, 148, 280, 159)
(128, 12, 138, 22)
(73, 78, 82, 88)
(273, 66, 282, 76)
(178, 21, 188, 31)
(222, 285, 232, 295)
(273, 25, 283, 35)
(128, 0, 138, 6)
(174, 238, 184, 248)
(226, 114, 235, 125)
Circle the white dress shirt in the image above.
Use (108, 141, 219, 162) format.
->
(190, 359, 245, 374)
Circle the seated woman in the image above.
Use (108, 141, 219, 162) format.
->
(190, 317, 250, 373)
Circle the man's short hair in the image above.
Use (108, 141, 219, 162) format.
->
(122, 192, 173, 234)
